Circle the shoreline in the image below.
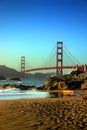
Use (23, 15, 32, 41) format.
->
(0, 90, 87, 101)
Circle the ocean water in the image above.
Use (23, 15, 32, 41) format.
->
(0, 78, 51, 100)
(0, 78, 45, 86)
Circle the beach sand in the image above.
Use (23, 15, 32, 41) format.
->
(0, 90, 87, 130)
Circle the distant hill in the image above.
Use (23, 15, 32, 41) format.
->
(25, 72, 55, 79)
(0, 65, 21, 78)
(0, 65, 55, 79)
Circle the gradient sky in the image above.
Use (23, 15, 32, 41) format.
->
(0, 0, 87, 72)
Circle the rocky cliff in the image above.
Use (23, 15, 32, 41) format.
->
(43, 70, 87, 90)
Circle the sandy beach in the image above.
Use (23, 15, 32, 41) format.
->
(0, 90, 87, 130)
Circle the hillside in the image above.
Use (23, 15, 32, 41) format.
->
(0, 65, 21, 78)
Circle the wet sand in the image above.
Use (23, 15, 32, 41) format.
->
(0, 90, 87, 130)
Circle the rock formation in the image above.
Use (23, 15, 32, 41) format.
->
(43, 70, 87, 90)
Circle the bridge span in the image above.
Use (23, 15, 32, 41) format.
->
(24, 65, 85, 73)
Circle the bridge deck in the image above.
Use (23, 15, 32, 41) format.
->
(24, 65, 84, 72)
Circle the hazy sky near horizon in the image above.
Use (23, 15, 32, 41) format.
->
(0, 0, 87, 72)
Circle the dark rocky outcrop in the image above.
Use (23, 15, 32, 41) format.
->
(43, 76, 68, 90)
(0, 84, 15, 89)
(68, 81, 82, 90)
(43, 70, 87, 90)
(0, 84, 37, 90)
(15, 85, 37, 90)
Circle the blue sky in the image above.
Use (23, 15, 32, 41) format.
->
(0, 0, 87, 72)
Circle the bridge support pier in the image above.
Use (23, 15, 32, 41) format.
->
(84, 64, 87, 71)
(21, 56, 25, 72)
(56, 41, 63, 76)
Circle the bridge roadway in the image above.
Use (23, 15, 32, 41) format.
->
(24, 65, 84, 72)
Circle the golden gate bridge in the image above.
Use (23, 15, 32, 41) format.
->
(21, 41, 87, 76)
